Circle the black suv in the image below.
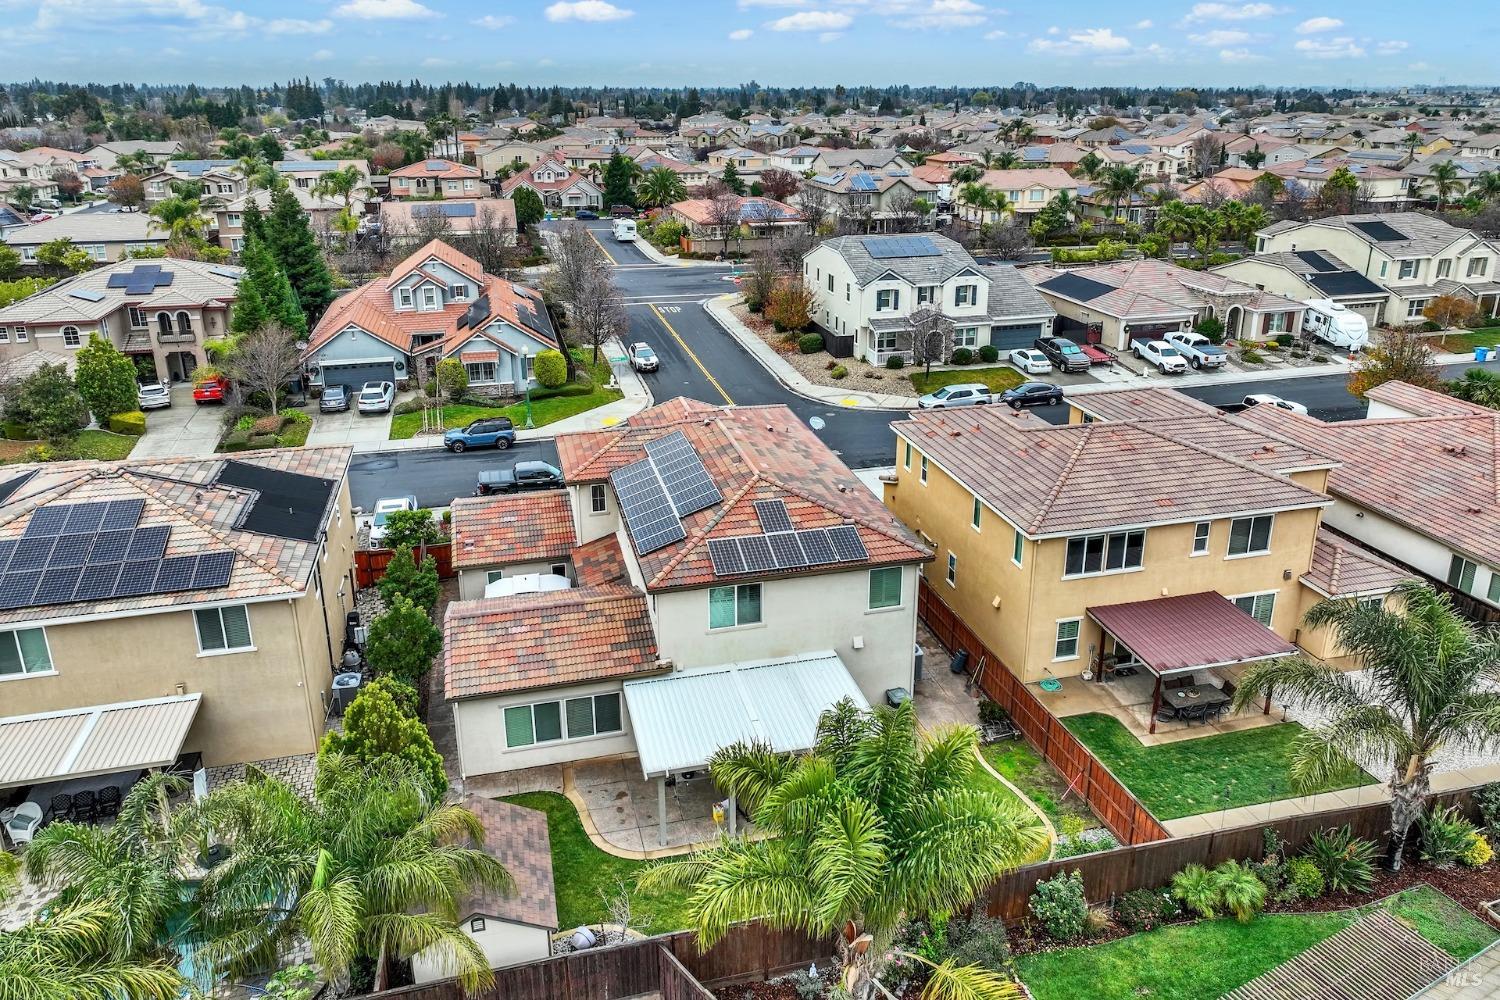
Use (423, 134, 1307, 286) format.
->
(476, 461, 565, 496)
(1034, 336, 1091, 373)
(1001, 381, 1065, 409)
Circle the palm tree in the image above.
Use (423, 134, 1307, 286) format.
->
(957, 182, 994, 226)
(639, 701, 1045, 1000)
(312, 164, 371, 219)
(1472, 170, 1500, 203)
(992, 150, 1021, 170)
(1154, 199, 1196, 255)
(1401, 130, 1425, 166)
(148, 195, 206, 241)
(189, 757, 513, 992)
(115, 150, 155, 175)
(1423, 161, 1463, 208)
(977, 148, 997, 170)
(637, 165, 688, 210)
(1232, 581, 1500, 870)
(1446, 368, 1500, 409)
(1100, 164, 1147, 229)
(0, 903, 186, 1000)
(950, 164, 983, 185)
(1074, 151, 1104, 182)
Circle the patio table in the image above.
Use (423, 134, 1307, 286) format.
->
(1164, 686, 1231, 719)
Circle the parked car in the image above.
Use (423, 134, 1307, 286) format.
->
(192, 374, 230, 404)
(1132, 339, 1188, 374)
(1007, 348, 1053, 375)
(916, 383, 994, 409)
(319, 384, 351, 413)
(574, 210, 599, 220)
(1217, 393, 1309, 415)
(1001, 381, 1065, 409)
(1302, 299, 1369, 351)
(628, 342, 659, 372)
(137, 382, 172, 410)
(476, 461, 565, 496)
(444, 417, 516, 453)
(29, 197, 62, 212)
(356, 381, 395, 415)
(369, 495, 419, 547)
(1033, 336, 1090, 373)
(1164, 331, 1228, 369)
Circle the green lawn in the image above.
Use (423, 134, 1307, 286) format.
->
(1425, 327, 1500, 354)
(503, 791, 695, 935)
(389, 351, 622, 440)
(1063, 714, 1376, 821)
(980, 740, 1098, 831)
(908, 366, 1026, 396)
(0, 429, 138, 465)
(1016, 886, 1496, 1000)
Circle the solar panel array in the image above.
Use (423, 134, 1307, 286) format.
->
(1351, 220, 1406, 244)
(707, 524, 870, 578)
(644, 432, 721, 518)
(862, 236, 941, 259)
(414, 202, 478, 219)
(1041, 271, 1117, 303)
(610, 431, 724, 555)
(0, 499, 235, 611)
(106, 265, 175, 296)
(849, 172, 879, 192)
(1294, 250, 1338, 272)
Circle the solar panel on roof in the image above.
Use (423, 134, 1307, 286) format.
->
(47, 533, 94, 568)
(0, 571, 41, 610)
(24, 507, 70, 537)
(126, 525, 169, 562)
(62, 502, 108, 534)
(208, 266, 242, 280)
(74, 562, 121, 602)
(1041, 271, 1117, 303)
(15, 535, 56, 567)
(738, 534, 775, 573)
(101, 499, 145, 531)
(107, 264, 174, 296)
(828, 525, 869, 562)
(707, 537, 747, 576)
(443, 202, 477, 217)
(798, 528, 837, 565)
(153, 555, 197, 593)
(862, 236, 941, 259)
(1293, 250, 1337, 272)
(849, 173, 878, 192)
(34, 567, 79, 605)
(216, 461, 336, 542)
(644, 431, 722, 518)
(768, 532, 808, 569)
(192, 551, 235, 589)
(611, 458, 685, 555)
(88, 529, 134, 564)
(113, 560, 159, 597)
(0, 470, 37, 507)
(68, 289, 105, 302)
(754, 500, 794, 534)
(1309, 272, 1384, 296)
(0, 539, 15, 574)
(425, 160, 448, 171)
(1352, 220, 1405, 243)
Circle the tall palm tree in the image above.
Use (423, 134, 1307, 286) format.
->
(1401, 130, 1425, 166)
(640, 701, 1045, 1000)
(992, 150, 1021, 170)
(1232, 581, 1500, 870)
(637, 165, 687, 210)
(950, 164, 983, 185)
(1472, 170, 1500, 202)
(1154, 199, 1196, 254)
(189, 757, 513, 993)
(1423, 161, 1463, 208)
(1074, 151, 1104, 182)
(1049, 190, 1077, 226)
(1100, 164, 1147, 228)
(1446, 368, 1500, 409)
(147, 194, 206, 241)
(312, 164, 372, 224)
(957, 182, 994, 226)
(977, 148, 997, 170)
(0, 903, 186, 1000)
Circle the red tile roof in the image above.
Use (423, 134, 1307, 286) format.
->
(390, 158, 482, 180)
(455, 795, 557, 930)
(1363, 380, 1493, 418)
(572, 534, 629, 587)
(1303, 528, 1413, 598)
(1088, 592, 1297, 675)
(450, 492, 576, 570)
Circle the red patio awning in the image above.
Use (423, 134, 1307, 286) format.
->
(1087, 591, 1297, 676)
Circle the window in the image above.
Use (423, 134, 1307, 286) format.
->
(465, 362, 497, 383)
(1064, 530, 1145, 576)
(875, 329, 899, 353)
(1398, 259, 1419, 280)
(1012, 528, 1024, 567)
(194, 605, 253, 653)
(564, 693, 623, 739)
(227, 213, 241, 227)
(452, 283, 469, 300)
(14, 326, 25, 342)
(903, 441, 912, 470)
(176, 311, 192, 335)
(1469, 257, 1489, 278)
(1379, 261, 1389, 278)
(62, 326, 81, 347)
(827, 274, 834, 292)
(504, 701, 563, 747)
(1407, 299, 1429, 319)
(954, 285, 977, 307)
(486, 570, 504, 585)
(1489, 574, 1500, 604)
(1437, 259, 1452, 279)
(0, 328, 7, 344)
(1029, 188, 1044, 202)
(1192, 521, 1211, 555)
(157, 312, 173, 335)
(550, 563, 568, 578)
(86, 245, 106, 261)
(919, 456, 928, 484)
(971, 496, 982, 530)
(917, 285, 937, 305)
(845, 283, 851, 302)
(0, 627, 52, 677)
(954, 326, 979, 348)
(869, 567, 902, 609)
(422, 286, 438, 310)
(1448, 555, 1478, 594)
(590, 483, 608, 514)
(129, 307, 148, 329)
(876, 289, 900, 311)
(709, 584, 761, 629)
(1227, 515, 1273, 557)
(1232, 592, 1277, 627)
(230, 237, 243, 252)
(471, 917, 486, 933)
(1266, 312, 1289, 333)
(1054, 619, 1081, 660)
(945, 552, 957, 586)
(398, 288, 413, 308)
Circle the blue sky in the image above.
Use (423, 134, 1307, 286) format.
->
(0, 0, 1490, 90)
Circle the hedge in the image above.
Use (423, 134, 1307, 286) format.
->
(798, 333, 824, 354)
(107, 410, 147, 436)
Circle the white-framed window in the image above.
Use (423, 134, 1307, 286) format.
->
(1029, 188, 1044, 202)
(0, 626, 52, 678)
(562, 692, 622, 739)
(590, 483, 608, 513)
(1064, 529, 1145, 577)
(1192, 521, 1211, 555)
(1448, 555, 1478, 594)
(230, 237, 244, 252)
(20, 246, 35, 261)
(398, 287, 413, 308)
(945, 551, 957, 586)
(1012, 529, 1024, 566)
(1469, 257, 1489, 278)
(1228, 515, 1273, 557)
(227, 213, 241, 227)
(550, 562, 567, 578)
(62, 326, 81, 347)
(503, 701, 561, 747)
(876, 329, 899, 352)
(129, 307, 148, 329)
(465, 362, 496, 383)
(1232, 591, 1277, 627)
(1360, 594, 1387, 611)
(451, 283, 469, 301)
(919, 456, 928, 484)
(1266, 312, 1290, 333)
(194, 605, 253, 654)
(1398, 260, 1419, 280)
(868, 566, 902, 610)
(1407, 299, 1429, 319)
(14, 325, 26, 342)
(710, 584, 762, 629)
(85, 244, 106, 261)
(917, 285, 937, 305)
(827, 274, 834, 292)
(486, 569, 504, 585)
(876, 289, 900, 311)
(421, 286, 438, 310)
(903, 441, 912, 470)
(954, 326, 979, 348)
(954, 284, 978, 307)
(1437, 259, 1453, 279)
(971, 496, 982, 531)
(1054, 618, 1081, 661)
(0, 328, 8, 344)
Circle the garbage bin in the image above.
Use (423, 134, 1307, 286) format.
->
(913, 643, 924, 682)
(885, 687, 911, 709)
(1477, 347, 1490, 362)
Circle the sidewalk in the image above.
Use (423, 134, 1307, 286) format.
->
(632, 234, 735, 269)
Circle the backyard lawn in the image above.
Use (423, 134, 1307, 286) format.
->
(1063, 714, 1376, 821)
(1016, 886, 1495, 1000)
(1425, 326, 1500, 354)
(908, 365, 1025, 396)
(504, 791, 695, 935)
(980, 739, 1098, 831)
(0, 429, 138, 465)
(389, 350, 622, 440)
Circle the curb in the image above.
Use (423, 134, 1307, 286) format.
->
(632, 235, 734, 269)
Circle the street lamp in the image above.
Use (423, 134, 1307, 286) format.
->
(522, 347, 534, 429)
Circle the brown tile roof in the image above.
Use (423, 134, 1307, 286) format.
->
(455, 795, 557, 930)
(668, 196, 800, 227)
(450, 492, 576, 570)
(443, 585, 661, 699)
(1363, 380, 1493, 418)
(1303, 528, 1413, 598)
(557, 398, 930, 591)
(1027, 259, 1303, 320)
(1089, 591, 1297, 674)
(897, 406, 1330, 537)
(572, 534, 629, 587)
(1069, 387, 1223, 423)
(390, 158, 482, 180)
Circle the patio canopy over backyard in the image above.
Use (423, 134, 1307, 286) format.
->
(0, 694, 201, 789)
(1088, 592, 1297, 676)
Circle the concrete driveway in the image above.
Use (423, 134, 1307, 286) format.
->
(130, 385, 225, 459)
(304, 399, 395, 450)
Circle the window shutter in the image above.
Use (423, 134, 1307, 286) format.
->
(534, 702, 563, 742)
(565, 697, 596, 739)
(504, 706, 534, 747)
(17, 629, 50, 672)
(221, 606, 252, 648)
(594, 694, 622, 734)
(195, 609, 225, 651)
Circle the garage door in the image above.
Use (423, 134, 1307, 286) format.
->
(317, 360, 398, 390)
(1125, 323, 1179, 342)
(989, 322, 1045, 354)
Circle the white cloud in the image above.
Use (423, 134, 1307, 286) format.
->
(1183, 2, 1281, 22)
(421, 56, 454, 67)
(983, 28, 1007, 38)
(1294, 35, 1365, 59)
(544, 0, 634, 21)
(266, 17, 332, 34)
(728, 27, 753, 39)
(333, 0, 433, 19)
(1046, 25, 1060, 33)
(1295, 16, 1341, 33)
(818, 30, 843, 41)
(766, 9, 852, 30)
(1376, 40, 1408, 55)
(473, 14, 514, 28)
(884, 0, 988, 29)
(1408, 60, 1431, 71)
(1219, 47, 1266, 63)
(35, 0, 255, 33)
(1189, 29, 1249, 46)
(738, 0, 806, 5)
(311, 47, 334, 60)
(1134, 18, 1153, 28)
(537, 57, 556, 66)
(1028, 26, 1131, 55)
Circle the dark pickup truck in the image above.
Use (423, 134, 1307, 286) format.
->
(476, 461, 565, 496)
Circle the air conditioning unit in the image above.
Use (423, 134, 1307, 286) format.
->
(331, 672, 363, 715)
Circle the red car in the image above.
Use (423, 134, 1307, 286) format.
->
(192, 375, 230, 404)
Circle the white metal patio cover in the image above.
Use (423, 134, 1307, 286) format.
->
(0, 693, 201, 789)
(623, 650, 870, 779)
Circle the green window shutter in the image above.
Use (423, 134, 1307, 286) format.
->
(195, 609, 225, 651)
(503, 706, 534, 747)
(534, 702, 563, 742)
(736, 584, 762, 625)
(1013, 530, 1023, 565)
(594, 694, 622, 733)
(0, 633, 22, 676)
(221, 606, 252, 648)
(1461, 560, 1477, 594)
(869, 567, 901, 609)
(709, 587, 737, 628)
(17, 629, 50, 673)
(565, 697, 595, 739)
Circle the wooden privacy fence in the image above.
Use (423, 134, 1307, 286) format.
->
(917, 581, 1170, 846)
(977, 789, 1480, 923)
(355, 542, 455, 589)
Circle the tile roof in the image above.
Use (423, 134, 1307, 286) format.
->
(0, 256, 240, 325)
(454, 795, 557, 930)
(1364, 380, 1495, 418)
(390, 158, 481, 180)
(815, 232, 977, 288)
(1088, 591, 1298, 674)
(450, 492, 575, 570)
(670, 196, 801, 227)
(1303, 528, 1413, 598)
(558, 399, 930, 591)
(976, 167, 1078, 191)
(0, 210, 161, 248)
(572, 533, 629, 587)
(977, 263, 1056, 322)
(1026, 259, 1303, 320)
(1260, 212, 1490, 259)
(443, 584, 662, 699)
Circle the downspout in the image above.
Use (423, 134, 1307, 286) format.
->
(315, 533, 335, 675)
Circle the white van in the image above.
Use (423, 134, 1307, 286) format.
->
(1302, 299, 1369, 351)
(612, 219, 638, 242)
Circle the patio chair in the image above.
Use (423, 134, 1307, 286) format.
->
(48, 793, 73, 823)
(4, 801, 43, 844)
(1155, 702, 1180, 724)
(1165, 675, 1196, 691)
(71, 790, 97, 823)
(1180, 703, 1210, 727)
(97, 786, 121, 819)
(1207, 700, 1232, 723)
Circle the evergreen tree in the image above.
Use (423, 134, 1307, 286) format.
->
(73, 334, 140, 422)
(721, 161, 746, 196)
(511, 187, 544, 229)
(240, 199, 265, 244)
(263, 184, 333, 327)
(376, 544, 439, 613)
(234, 234, 304, 336)
(603, 152, 637, 208)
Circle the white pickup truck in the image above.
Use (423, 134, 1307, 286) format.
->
(1164, 330, 1229, 370)
(1131, 339, 1188, 374)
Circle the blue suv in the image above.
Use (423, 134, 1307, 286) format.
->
(444, 417, 516, 453)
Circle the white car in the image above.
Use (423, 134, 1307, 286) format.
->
(1163, 331, 1228, 370)
(356, 380, 396, 414)
(368, 495, 418, 547)
(1132, 340, 1188, 374)
(1243, 393, 1309, 415)
(916, 383, 994, 409)
(628, 342, 659, 372)
(1008, 348, 1053, 375)
(137, 382, 172, 410)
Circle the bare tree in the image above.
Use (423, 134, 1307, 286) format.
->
(983, 219, 1035, 261)
(225, 322, 303, 417)
(902, 307, 954, 375)
(1190, 132, 1224, 177)
(546, 223, 607, 306)
(570, 265, 629, 366)
(450, 203, 518, 275)
(708, 192, 743, 257)
(884, 190, 923, 233)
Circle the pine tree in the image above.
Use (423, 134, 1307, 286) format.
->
(240, 199, 265, 244)
(264, 184, 333, 328)
(235, 234, 305, 336)
(603, 152, 636, 208)
(721, 161, 746, 196)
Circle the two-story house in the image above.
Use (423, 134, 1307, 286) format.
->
(0, 446, 357, 803)
(770, 145, 822, 173)
(388, 158, 485, 200)
(802, 233, 1055, 363)
(216, 186, 354, 252)
(498, 156, 603, 211)
(442, 398, 930, 837)
(475, 141, 552, 178)
(1253, 213, 1500, 324)
(809, 149, 913, 176)
(303, 239, 557, 395)
(0, 257, 241, 383)
(1264, 158, 1411, 210)
(1212, 249, 1392, 328)
(705, 147, 772, 183)
(2, 210, 168, 267)
(800, 170, 939, 231)
(960, 168, 1078, 224)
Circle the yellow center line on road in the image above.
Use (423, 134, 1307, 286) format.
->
(585, 225, 621, 265)
(649, 303, 734, 406)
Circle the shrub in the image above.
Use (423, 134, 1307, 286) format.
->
(1421, 805, 1480, 869)
(1171, 864, 1221, 919)
(393, 399, 426, 416)
(1275, 333, 1295, 347)
(317, 677, 447, 802)
(978, 344, 1000, 363)
(377, 544, 440, 613)
(950, 347, 974, 365)
(977, 699, 1008, 726)
(1240, 349, 1264, 364)
(247, 433, 278, 449)
(1463, 833, 1494, 868)
(1476, 782, 1500, 832)
(885, 355, 906, 370)
(251, 414, 283, 435)
(221, 430, 252, 452)
(1301, 826, 1377, 894)
(1114, 888, 1179, 933)
(1283, 857, 1325, 900)
(944, 914, 1011, 972)
(1056, 829, 1119, 858)
(1216, 861, 1267, 923)
(533, 349, 568, 388)
(366, 594, 442, 686)
(1084, 905, 1115, 936)
(380, 509, 443, 550)
(433, 357, 469, 402)
(766, 278, 815, 332)
(798, 333, 824, 355)
(829, 365, 848, 380)
(1, 421, 28, 440)
(107, 410, 147, 436)
(1262, 341, 1281, 351)
(276, 410, 311, 447)
(1029, 870, 1088, 942)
